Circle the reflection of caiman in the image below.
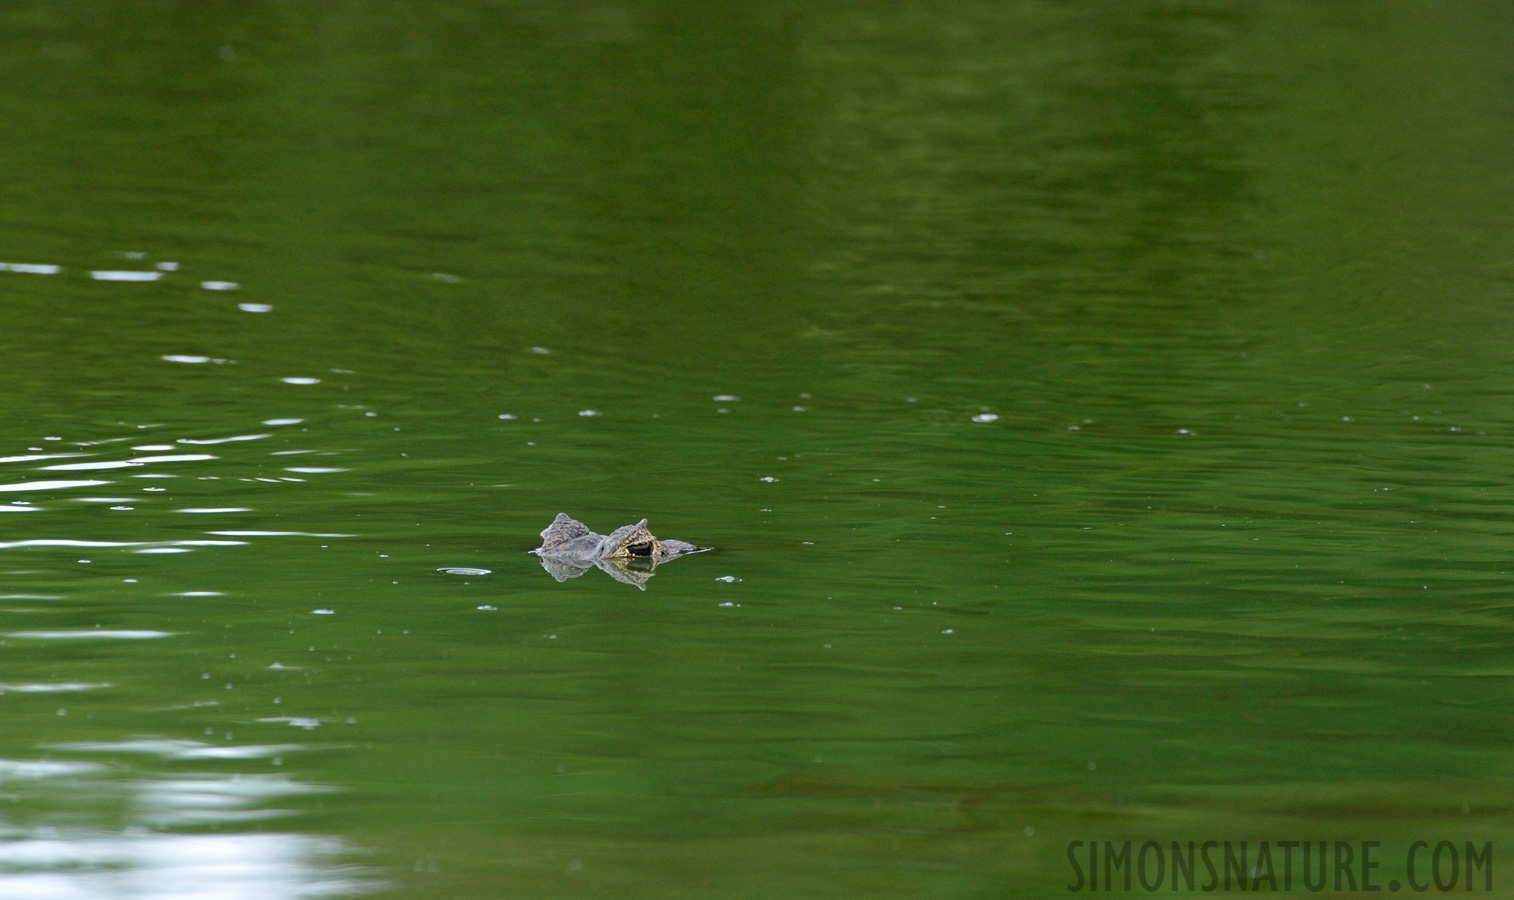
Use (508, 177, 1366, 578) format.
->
(531, 513, 709, 589)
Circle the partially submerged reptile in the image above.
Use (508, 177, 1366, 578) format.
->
(531, 513, 708, 588)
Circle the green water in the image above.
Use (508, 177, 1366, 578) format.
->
(1, 1, 1512, 896)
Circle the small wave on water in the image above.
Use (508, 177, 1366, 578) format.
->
(44, 739, 316, 760)
(9, 630, 175, 640)
(0, 413, 383, 895)
(90, 270, 163, 282)
(0, 262, 60, 274)
(0, 755, 378, 897)
(0, 418, 358, 563)
(0, 683, 112, 694)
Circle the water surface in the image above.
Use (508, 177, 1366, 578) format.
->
(1, 2, 1512, 896)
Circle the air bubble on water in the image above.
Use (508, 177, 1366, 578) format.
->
(477, 605, 497, 611)
(201, 281, 239, 291)
(578, 410, 601, 417)
(439, 567, 491, 576)
(282, 377, 320, 385)
(497, 414, 516, 420)
(971, 413, 998, 423)
(713, 395, 739, 402)
(716, 575, 740, 583)
(760, 476, 778, 482)
(312, 609, 334, 615)
(239, 303, 272, 313)
(155, 261, 179, 271)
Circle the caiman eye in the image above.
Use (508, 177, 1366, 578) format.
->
(627, 541, 653, 556)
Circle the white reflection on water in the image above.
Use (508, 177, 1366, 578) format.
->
(0, 480, 110, 493)
(44, 740, 313, 760)
(0, 832, 376, 899)
(10, 631, 174, 640)
(0, 760, 107, 779)
(175, 508, 253, 514)
(176, 435, 268, 445)
(0, 454, 88, 465)
(0, 759, 377, 898)
(89, 270, 162, 282)
(0, 683, 112, 694)
(0, 540, 246, 550)
(208, 531, 353, 538)
(136, 774, 337, 826)
(133, 454, 217, 464)
(258, 717, 323, 730)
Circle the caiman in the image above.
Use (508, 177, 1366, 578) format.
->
(531, 513, 708, 588)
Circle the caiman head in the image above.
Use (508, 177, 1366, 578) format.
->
(598, 519, 663, 558)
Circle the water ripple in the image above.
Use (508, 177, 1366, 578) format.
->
(0, 480, 110, 493)
(45, 740, 311, 760)
(0, 683, 112, 694)
(10, 631, 174, 640)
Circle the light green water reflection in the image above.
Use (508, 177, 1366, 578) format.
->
(0, 1, 1512, 897)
